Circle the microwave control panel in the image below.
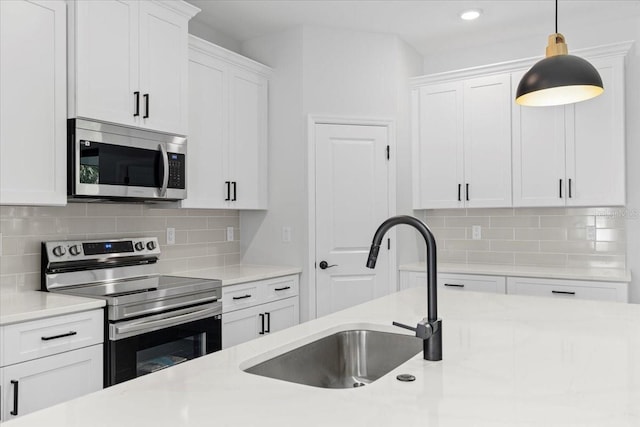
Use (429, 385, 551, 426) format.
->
(168, 153, 185, 189)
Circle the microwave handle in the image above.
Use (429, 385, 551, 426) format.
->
(159, 144, 169, 197)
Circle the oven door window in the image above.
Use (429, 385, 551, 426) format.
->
(108, 315, 221, 386)
(80, 141, 162, 187)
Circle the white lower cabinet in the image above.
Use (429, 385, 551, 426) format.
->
(0, 309, 104, 422)
(1, 346, 102, 421)
(221, 275, 300, 349)
(399, 271, 505, 294)
(506, 277, 628, 303)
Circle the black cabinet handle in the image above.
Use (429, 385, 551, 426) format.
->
(41, 331, 77, 341)
(466, 183, 470, 201)
(10, 380, 18, 416)
(259, 313, 265, 335)
(568, 178, 572, 198)
(559, 179, 563, 198)
(224, 181, 231, 201)
(133, 91, 140, 117)
(265, 312, 271, 333)
(274, 286, 291, 291)
(232, 181, 237, 201)
(552, 290, 576, 295)
(444, 283, 465, 288)
(143, 93, 149, 118)
(232, 294, 251, 300)
(458, 184, 461, 202)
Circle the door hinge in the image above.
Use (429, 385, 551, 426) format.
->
(386, 145, 390, 160)
(387, 238, 391, 250)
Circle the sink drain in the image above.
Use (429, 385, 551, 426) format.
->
(353, 382, 365, 388)
(396, 374, 416, 382)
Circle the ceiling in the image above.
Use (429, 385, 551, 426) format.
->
(186, 1, 640, 55)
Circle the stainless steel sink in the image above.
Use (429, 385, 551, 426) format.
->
(243, 329, 422, 389)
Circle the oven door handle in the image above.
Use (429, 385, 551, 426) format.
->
(112, 304, 220, 339)
(159, 144, 169, 198)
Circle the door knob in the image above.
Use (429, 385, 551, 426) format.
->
(319, 261, 338, 269)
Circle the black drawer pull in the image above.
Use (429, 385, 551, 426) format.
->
(143, 93, 149, 118)
(552, 290, 576, 295)
(274, 286, 291, 291)
(444, 283, 465, 288)
(133, 91, 140, 117)
(10, 380, 18, 416)
(232, 294, 252, 300)
(457, 183, 461, 202)
(41, 331, 77, 341)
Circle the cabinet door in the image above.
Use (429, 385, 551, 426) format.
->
(463, 74, 512, 208)
(412, 83, 464, 209)
(221, 306, 261, 349)
(74, 0, 139, 127)
(138, 1, 189, 135)
(263, 297, 299, 334)
(228, 67, 269, 209)
(512, 71, 567, 207)
(438, 273, 506, 294)
(565, 56, 626, 206)
(0, 0, 66, 206)
(182, 50, 229, 208)
(2, 345, 102, 421)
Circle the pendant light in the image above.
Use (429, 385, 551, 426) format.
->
(515, 0, 604, 106)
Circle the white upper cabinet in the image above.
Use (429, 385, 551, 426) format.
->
(412, 73, 512, 209)
(565, 55, 626, 206)
(183, 36, 270, 210)
(0, 0, 67, 206)
(68, 0, 198, 135)
(513, 53, 626, 207)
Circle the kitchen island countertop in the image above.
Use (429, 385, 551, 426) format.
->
(5, 286, 640, 426)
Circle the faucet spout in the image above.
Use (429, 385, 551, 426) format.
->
(366, 215, 442, 361)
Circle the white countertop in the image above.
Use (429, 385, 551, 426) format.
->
(0, 290, 105, 326)
(6, 287, 640, 426)
(184, 264, 302, 286)
(400, 262, 632, 282)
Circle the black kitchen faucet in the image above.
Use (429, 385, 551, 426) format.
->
(366, 215, 442, 361)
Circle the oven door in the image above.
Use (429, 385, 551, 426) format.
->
(106, 302, 221, 386)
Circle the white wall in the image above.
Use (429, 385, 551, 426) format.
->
(423, 15, 640, 302)
(189, 18, 242, 54)
(241, 25, 423, 321)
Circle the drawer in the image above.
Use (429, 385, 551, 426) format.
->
(262, 275, 299, 303)
(2, 309, 103, 367)
(222, 282, 262, 313)
(438, 273, 506, 294)
(506, 277, 628, 303)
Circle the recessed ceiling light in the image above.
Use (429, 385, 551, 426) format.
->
(460, 9, 482, 21)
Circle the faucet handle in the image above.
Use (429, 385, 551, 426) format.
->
(393, 318, 437, 340)
(392, 321, 417, 333)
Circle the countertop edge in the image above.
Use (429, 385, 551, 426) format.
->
(0, 293, 106, 326)
(398, 262, 632, 283)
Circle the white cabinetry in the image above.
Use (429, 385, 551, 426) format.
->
(221, 275, 299, 349)
(412, 74, 512, 209)
(512, 53, 626, 207)
(184, 36, 270, 209)
(506, 277, 628, 303)
(399, 271, 505, 294)
(68, 0, 199, 135)
(0, 0, 66, 206)
(0, 309, 103, 421)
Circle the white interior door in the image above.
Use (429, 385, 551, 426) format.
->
(315, 123, 392, 317)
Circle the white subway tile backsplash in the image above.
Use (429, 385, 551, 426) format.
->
(0, 203, 241, 291)
(417, 207, 626, 270)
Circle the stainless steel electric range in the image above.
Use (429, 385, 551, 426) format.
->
(41, 237, 222, 387)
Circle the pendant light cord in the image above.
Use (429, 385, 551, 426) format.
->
(555, 0, 558, 33)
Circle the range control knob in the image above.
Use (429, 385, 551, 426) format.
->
(134, 242, 145, 251)
(69, 245, 82, 256)
(146, 241, 156, 251)
(52, 245, 66, 257)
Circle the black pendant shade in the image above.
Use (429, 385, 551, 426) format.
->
(515, 0, 604, 107)
(515, 54, 604, 106)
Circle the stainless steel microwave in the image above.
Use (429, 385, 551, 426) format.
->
(68, 119, 187, 202)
